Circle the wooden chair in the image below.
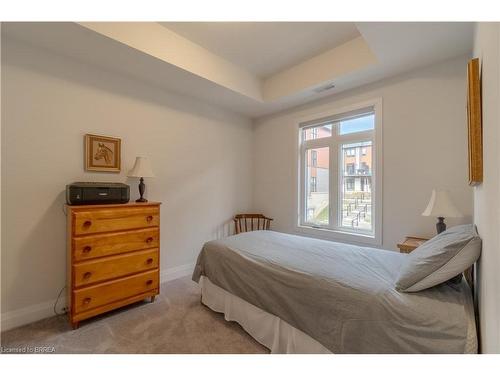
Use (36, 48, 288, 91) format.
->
(233, 214, 273, 235)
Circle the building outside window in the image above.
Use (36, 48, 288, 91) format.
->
(303, 124, 332, 141)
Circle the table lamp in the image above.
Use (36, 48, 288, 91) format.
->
(127, 156, 155, 202)
(422, 189, 463, 234)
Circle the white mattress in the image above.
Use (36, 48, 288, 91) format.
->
(200, 276, 477, 354)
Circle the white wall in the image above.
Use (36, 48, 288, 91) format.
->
(1, 37, 254, 329)
(472, 22, 500, 354)
(254, 56, 473, 251)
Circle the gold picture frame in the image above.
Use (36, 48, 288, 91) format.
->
(85, 134, 121, 172)
(467, 58, 483, 186)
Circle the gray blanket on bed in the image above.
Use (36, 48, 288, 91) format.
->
(192, 230, 475, 353)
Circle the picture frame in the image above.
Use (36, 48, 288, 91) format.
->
(467, 58, 483, 186)
(84, 134, 121, 172)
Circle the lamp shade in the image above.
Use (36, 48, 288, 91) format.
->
(127, 157, 155, 178)
(422, 189, 462, 218)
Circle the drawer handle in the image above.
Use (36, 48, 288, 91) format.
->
(146, 279, 153, 286)
(146, 237, 154, 243)
(146, 215, 153, 222)
(146, 258, 154, 264)
(83, 297, 92, 305)
(83, 246, 92, 253)
(83, 272, 92, 279)
(83, 220, 92, 227)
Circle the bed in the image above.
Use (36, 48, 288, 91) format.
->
(192, 230, 478, 354)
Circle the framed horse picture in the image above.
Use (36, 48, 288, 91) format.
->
(84, 134, 121, 172)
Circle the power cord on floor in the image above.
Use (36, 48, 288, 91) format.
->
(53, 286, 67, 316)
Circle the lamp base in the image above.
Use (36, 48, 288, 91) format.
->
(136, 177, 148, 203)
(436, 217, 446, 234)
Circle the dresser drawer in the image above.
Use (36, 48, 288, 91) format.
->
(73, 270, 159, 313)
(73, 248, 159, 287)
(73, 228, 159, 261)
(72, 206, 159, 235)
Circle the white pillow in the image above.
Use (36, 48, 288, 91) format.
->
(395, 224, 481, 292)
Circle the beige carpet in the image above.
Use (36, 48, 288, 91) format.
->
(1, 276, 269, 354)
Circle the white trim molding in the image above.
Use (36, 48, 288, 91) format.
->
(1, 262, 196, 332)
(160, 262, 196, 283)
(1, 299, 63, 333)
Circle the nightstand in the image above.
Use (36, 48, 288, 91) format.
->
(397, 236, 429, 253)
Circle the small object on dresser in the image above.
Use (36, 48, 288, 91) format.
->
(397, 236, 429, 254)
(66, 182, 130, 205)
(127, 157, 155, 202)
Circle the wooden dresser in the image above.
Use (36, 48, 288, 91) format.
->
(66, 202, 161, 328)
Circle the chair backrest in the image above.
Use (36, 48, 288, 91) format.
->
(234, 214, 273, 234)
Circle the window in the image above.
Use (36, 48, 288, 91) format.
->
(346, 163, 355, 175)
(305, 147, 329, 226)
(360, 162, 369, 174)
(345, 178, 355, 191)
(303, 124, 332, 141)
(340, 141, 372, 231)
(310, 176, 317, 192)
(345, 148, 355, 157)
(339, 114, 375, 135)
(311, 128, 318, 139)
(311, 150, 318, 167)
(298, 102, 381, 243)
(360, 177, 371, 192)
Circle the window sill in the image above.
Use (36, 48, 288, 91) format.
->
(294, 225, 382, 247)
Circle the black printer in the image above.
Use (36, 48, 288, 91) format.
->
(66, 182, 130, 205)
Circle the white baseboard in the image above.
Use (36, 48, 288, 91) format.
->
(160, 262, 195, 283)
(1, 299, 64, 333)
(1, 262, 195, 332)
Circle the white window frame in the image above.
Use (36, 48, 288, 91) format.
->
(294, 99, 383, 246)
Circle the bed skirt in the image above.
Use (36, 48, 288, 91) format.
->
(200, 276, 331, 354)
